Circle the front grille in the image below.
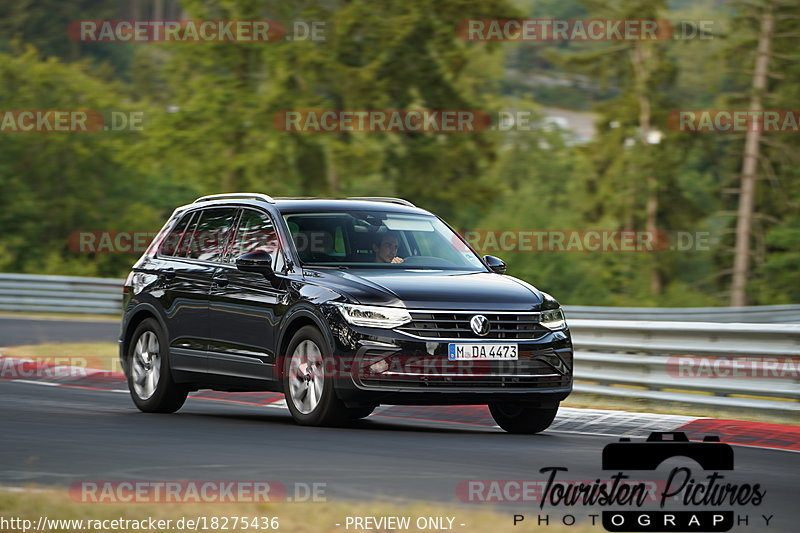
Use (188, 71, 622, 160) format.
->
(398, 312, 549, 340)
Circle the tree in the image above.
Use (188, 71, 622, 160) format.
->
(552, 0, 675, 297)
(0, 46, 179, 276)
(134, 0, 518, 226)
(730, 1, 774, 306)
(739, 0, 800, 304)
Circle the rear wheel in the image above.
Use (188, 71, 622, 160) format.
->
(282, 326, 353, 426)
(488, 402, 558, 434)
(127, 318, 188, 413)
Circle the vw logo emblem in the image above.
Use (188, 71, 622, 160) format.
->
(470, 315, 490, 336)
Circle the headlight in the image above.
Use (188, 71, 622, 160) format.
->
(540, 308, 566, 330)
(333, 303, 411, 328)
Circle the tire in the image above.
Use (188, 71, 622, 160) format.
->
(345, 405, 376, 420)
(282, 325, 351, 426)
(126, 318, 188, 413)
(488, 402, 559, 434)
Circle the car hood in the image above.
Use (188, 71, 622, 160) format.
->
(305, 268, 544, 311)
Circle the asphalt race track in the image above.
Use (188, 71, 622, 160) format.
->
(0, 316, 119, 346)
(1, 317, 798, 531)
(1, 379, 798, 531)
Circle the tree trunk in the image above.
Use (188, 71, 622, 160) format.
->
(631, 41, 661, 296)
(731, 5, 774, 306)
(153, 0, 165, 21)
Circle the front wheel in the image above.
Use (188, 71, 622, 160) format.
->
(488, 403, 559, 434)
(127, 318, 188, 413)
(282, 326, 352, 426)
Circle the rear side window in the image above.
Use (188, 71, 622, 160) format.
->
(183, 208, 238, 262)
(159, 212, 195, 256)
(230, 209, 284, 271)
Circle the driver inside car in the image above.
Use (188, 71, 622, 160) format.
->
(373, 232, 404, 264)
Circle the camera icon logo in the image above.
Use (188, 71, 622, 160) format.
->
(602, 431, 734, 471)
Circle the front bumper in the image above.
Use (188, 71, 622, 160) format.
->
(326, 313, 573, 406)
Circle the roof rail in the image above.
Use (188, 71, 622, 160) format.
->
(346, 196, 416, 207)
(194, 193, 275, 204)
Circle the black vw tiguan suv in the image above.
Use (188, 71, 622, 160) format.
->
(120, 194, 573, 433)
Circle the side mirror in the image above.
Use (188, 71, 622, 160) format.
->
(484, 255, 507, 274)
(236, 251, 275, 279)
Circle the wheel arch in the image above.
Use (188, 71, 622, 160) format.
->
(122, 303, 168, 370)
(276, 306, 335, 363)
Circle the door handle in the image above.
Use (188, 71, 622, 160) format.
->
(212, 275, 228, 287)
(160, 268, 176, 281)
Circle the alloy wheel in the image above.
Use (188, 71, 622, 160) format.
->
(288, 340, 325, 414)
(131, 331, 161, 400)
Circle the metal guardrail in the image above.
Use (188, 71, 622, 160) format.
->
(0, 273, 123, 315)
(569, 319, 800, 415)
(564, 304, 800, 323)
(0, 273, 798, 414)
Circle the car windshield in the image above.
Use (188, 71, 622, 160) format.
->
(282, 211, 486, 271)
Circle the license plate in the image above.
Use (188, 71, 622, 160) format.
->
(448, 343, 518, 360)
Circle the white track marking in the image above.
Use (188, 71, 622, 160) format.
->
(12, 379, 59, 386)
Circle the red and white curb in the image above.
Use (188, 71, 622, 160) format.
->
(1, 356, 798, 452)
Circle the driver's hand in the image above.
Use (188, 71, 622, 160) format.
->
(391, 257, 404, 263)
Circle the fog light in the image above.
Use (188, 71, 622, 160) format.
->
(370, 359, 389, 373)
